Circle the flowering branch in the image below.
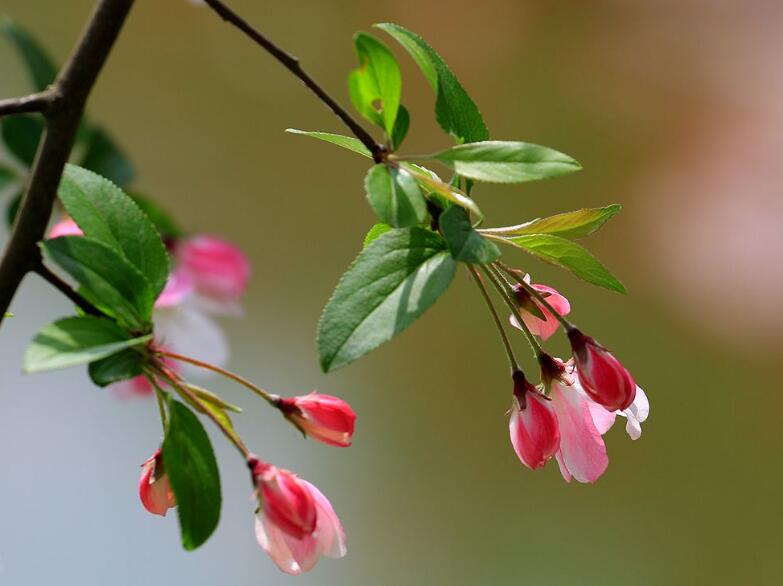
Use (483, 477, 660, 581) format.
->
(0, 0, 135, 328)
(201, 0, 386, 162)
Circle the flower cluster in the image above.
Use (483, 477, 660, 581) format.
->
(502, 271, 649, 483)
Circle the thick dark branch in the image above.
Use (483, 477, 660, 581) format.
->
(33, 263, 101, 317)
(0, 91, 53, 118)
(0, 0, 135, 328)
(202, 0, 386, 163)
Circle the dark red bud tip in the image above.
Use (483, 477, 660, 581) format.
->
(512, 284, 530, 306)
(539, 353, 565, 384)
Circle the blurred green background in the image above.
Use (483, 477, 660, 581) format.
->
(1, 1, 781, 584)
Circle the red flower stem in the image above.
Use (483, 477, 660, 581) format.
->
(494, 261, 576, 331)
(467, 264, 520, 373)
(154, 364, 251, 458)
(157, 350, 278, 406)
(481, 263, 545, 360)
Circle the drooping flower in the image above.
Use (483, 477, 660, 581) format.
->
(508, 371, 560, 469)
(548, 362, 609, 484)
(568, 328, 636, 411)
(509, 274, 570, 341)
(48, 217, 83, 239)
(176, 235, 250, 310)
(250, 457, 346, 575)
(278, 392, 356, 447)
(139, 449, 176, 516)
(586, 385, 650, 441)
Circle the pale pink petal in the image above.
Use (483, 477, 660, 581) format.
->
(587, 400, 617, 435)
(176, 235, 250, 302)
(620, 386, 649, 440)
(255, 515, 303, 575)
(301, 480, 347, 559)
(555, 451, 573, 483)
(550, 383, 609, 483)
(155, 269, 194, 309)
(48, 218, 83, 239)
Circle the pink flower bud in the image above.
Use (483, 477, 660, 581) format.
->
(509, 275, 570, 341)
(568, 329, 636, 411)
(175, 235, 250, 302)
(508, 371, 560, 470)
(279, 392, 356, 447)
(139, 449, 176, 516)
(251, 459, 317, 540)
(48, 217, 83, 239)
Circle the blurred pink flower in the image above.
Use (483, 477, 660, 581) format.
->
(250, 458, 346, 575)
(279, 392, 356, 448)
(509, 274, 570, 341)
(568, 329, 636, 411)
(139, 449, 175, 516)
(48, 217, 83, 239)
(175, 235, 250, 311)
(509, 372, 560, 469)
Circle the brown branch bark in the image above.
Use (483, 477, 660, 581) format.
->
(0, 0, 135, 328)
(0, 91, 53, 117)
(201, 0, 387, 163)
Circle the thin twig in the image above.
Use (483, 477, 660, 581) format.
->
(467, 264, 519, 373)
(201, 0, 386, 163)
(32, 263, 102, 316)
(0, 91, 53, 118)
(159, 350, 279, 406)
(0, 0, 136, 328)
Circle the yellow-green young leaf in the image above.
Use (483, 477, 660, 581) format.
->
(41, 236, 156, 331)
(348, 32, 401, 136)
(363, 223, 393, 247)
(188, 385, 243, 414)
(504, 234, 627, 294)
(375, 23, 488, 144)
(402, 163, 483, 220)
(365, 164, 427, 228)
(0, 17, 58, 92)
(318, 227, 456, 371)
(439, 206, 500, 264)
(24, 316, 150, 374)
(430, 141, 581, 184)
(484, 205, 622, 239)
(58, 165, 169, 298)
(285, 129, 372, 159)
(163, 399, 222, 551)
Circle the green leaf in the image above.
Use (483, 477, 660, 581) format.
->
(390, 105, 410, 151)
(440, 206, 500, 264)
(41, 236, 156, 331)
(129, 192, 185, 240)
(189, 385, 243, 414)
(483, 205, 622, 239)
(503, 233, 626, 293)
(58, 165, 169, 298)
(402, 163, 483, 219)
(23, 316, 151, 373)
(430, 141, 581, 183)
(348, 32, 402, 136)
(5, 189, 23, 228)
(363, 223, 393, 247)
(0, 16, 58, 92)
(285, 129, 372, 159)
(0, 164, 16, 190)
(80, 127, 135, 187)
(375, 23, 488, 144)
(318, 227, 456, 371)
(163, 399, 222, 551)
(1, 115, 44, 166)
(365, 164, 427, 228)
(88, 348, 144, 387)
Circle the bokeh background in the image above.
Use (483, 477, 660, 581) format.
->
(1, 1, 781, 584)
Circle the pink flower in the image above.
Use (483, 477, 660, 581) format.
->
(250, 458, 346, 575)
(548, 366, 609, 484)
(568, 329, 636, 411)
(509, 274, 570, 341)
(48, 217, 83, 239)
(508, 371, 559, 469)
(278, 392, 356, 447)
(155, 268, 195, 309)
(176, 235, 250, 304)
(139, 449, 176, 516)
